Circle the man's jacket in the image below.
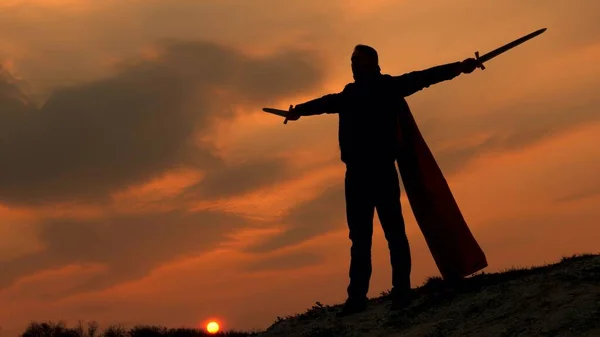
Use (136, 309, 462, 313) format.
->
(294, 62, 462, 166)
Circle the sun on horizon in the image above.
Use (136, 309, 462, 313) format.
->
(206, 321, 219, 334)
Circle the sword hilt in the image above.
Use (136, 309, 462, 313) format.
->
(283, 104, 292, 124)
(474, 51, 485, 70)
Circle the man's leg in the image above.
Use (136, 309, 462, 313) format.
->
(340, 166, 375, 315)
(374, 162, 412, 304)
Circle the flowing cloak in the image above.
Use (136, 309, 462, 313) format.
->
(395, 98, 488, 280)
(294, 62, 488, 280)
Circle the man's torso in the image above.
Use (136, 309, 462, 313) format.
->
(337, 74, 410, 166)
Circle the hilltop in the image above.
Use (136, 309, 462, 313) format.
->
(16, 253, 600, 337)
(260, 253, 600, 337)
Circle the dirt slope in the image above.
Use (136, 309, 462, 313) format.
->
(258, 254, 600, 337)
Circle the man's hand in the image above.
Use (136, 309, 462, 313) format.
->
(286, 104, 301, 122)
(460, 58, 480, 74)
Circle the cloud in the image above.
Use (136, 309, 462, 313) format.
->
(553, 189, 600, 204)
(247, 183, 346, 253)
(243, 250, 323, 273)
(180, 157, 294, 201)
(475, 203, 600, 264)
(413, 76, 600, 175)
(1, 263, 108, 302)
(0, 208, 262, 296)
(0, 40, 325, 206)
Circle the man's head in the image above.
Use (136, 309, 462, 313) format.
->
(351, 44, 381, 82)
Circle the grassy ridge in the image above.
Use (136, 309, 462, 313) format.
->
(19, 321, 258, 337)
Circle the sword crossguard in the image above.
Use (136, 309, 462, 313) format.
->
(474, 51, 485, 70)
(284, 104, 293, 124)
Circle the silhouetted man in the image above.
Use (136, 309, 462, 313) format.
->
(286, 45, 478, 317)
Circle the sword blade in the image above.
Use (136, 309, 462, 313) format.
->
(262, 107, 288, 117)
(476, 28, 546, 69)
(263, 107, 292, 124)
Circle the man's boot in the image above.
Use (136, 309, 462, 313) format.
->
(390, 287, 412, 311)
(336, 296, 368, 317)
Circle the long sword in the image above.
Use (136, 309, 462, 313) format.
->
(262, 28, 548, 122)
(474, 28, 547, 70)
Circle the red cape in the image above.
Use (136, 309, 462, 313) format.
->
(396, 103, 488, 280)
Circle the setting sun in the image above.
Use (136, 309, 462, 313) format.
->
(206, 321, 219, 334)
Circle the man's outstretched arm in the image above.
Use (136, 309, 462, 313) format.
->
(286, 91, 345, 121)
(391, 58, 478, 97)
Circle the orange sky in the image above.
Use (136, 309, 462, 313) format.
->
(1, 0, 600, 335)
